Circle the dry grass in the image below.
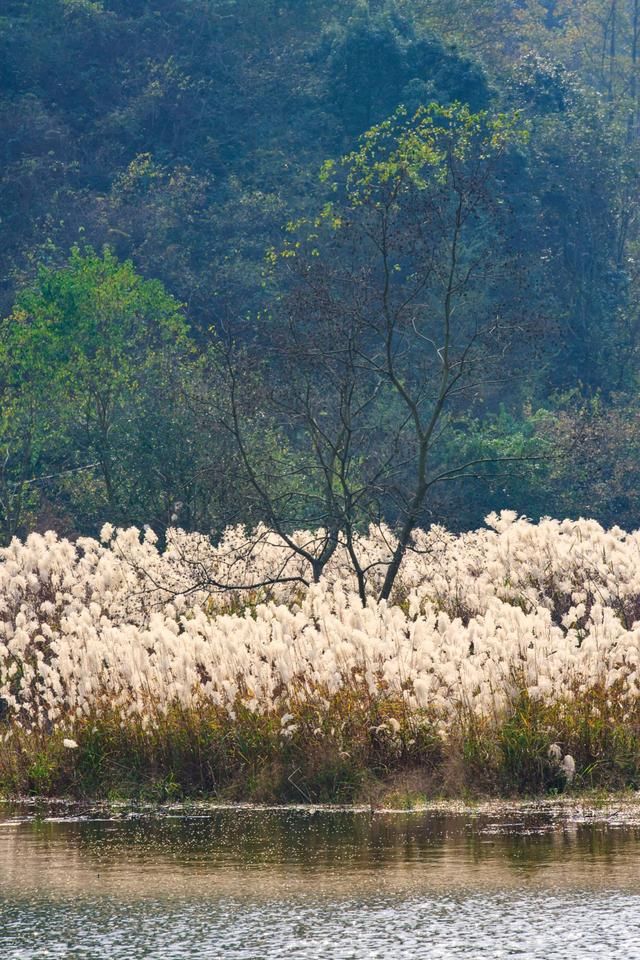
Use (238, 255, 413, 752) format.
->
(2, 682, 639, 802)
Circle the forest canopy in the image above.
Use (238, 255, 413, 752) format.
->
(2, 0, 640, 542)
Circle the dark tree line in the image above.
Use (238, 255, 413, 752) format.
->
(2, 0, 640, 544)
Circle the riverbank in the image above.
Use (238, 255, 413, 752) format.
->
(3, 515, 640, 803)
(2, 685, 639, 803)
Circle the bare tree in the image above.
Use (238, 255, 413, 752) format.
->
(220, 102, 533, 603)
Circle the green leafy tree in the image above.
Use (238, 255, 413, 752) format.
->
(0, 246, 189, 537)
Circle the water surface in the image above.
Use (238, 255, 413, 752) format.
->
(2, 801, 640, 958)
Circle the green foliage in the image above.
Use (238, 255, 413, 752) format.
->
(498, 698, 561, 794)
(6, 245, 188, 387)
(340, 102, 527, 196)
(0, 247, 189, 537)
(323, 3, 490, 135)
(0, 248, 273, 539)
(1, 0, 640, 537)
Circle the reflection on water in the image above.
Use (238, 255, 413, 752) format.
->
(1, 803, 640, 958)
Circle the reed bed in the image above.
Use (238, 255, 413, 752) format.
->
(2, 512, 640, 800)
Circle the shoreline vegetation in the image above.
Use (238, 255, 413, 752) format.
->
(5, 3, 640, 819)
(3, 511, 640, 803)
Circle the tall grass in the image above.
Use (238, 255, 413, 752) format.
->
(2, 684, 639, 800)
(3, 512, 640, 800)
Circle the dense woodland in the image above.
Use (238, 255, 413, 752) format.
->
(2, 0, 640, 545)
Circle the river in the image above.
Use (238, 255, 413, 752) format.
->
(2, 800, 640, 958)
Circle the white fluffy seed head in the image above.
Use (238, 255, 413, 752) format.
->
(1, 514, 639, 738)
